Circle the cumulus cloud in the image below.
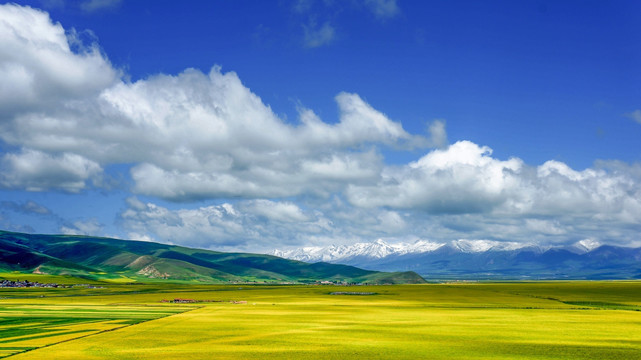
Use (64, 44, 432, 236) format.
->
(121, 198, 247, 249)
(1, 150, 102, 192)
(119, 186, 641, 252)
(0, 4, 419, 198)
(121, 197, 333, 251)
(298, 93, 417, 147)
(531, 160, 641, 222)
(524, 219, 566, 236)
(346, 141, 641, 223)
(0, 4, 117, 113)
(2, 4, 641, 250)
(347, 141, 524, 213)
(242, 200, 309, 222)
(119, 197, 425, 251)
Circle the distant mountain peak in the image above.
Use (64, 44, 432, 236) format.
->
(449, 239, 531, 253)
(272, 238, 560, 263)
(574, 239, 602, 253)
(274, 238, 528, 263)
(271, 238, 641, 280)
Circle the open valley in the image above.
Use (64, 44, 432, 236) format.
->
(1, 2, 640, 358)
(1, 276, 640, 359)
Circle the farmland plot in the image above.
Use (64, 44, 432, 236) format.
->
(1, 281, 641, 359)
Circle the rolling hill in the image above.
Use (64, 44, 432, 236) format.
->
(0, 230, 425, 284)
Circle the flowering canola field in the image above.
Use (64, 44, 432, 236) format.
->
(1, 279, 640, 359)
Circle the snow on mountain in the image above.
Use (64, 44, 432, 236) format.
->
(272, 239, 640, 280)
(449, 239, 531, 253)
(271, 245, 349, 262)
(271, 238, 442, 263)
(572, 239, 602, 253)
(271, 238, 531, 262)
(403, 240, 445, 254)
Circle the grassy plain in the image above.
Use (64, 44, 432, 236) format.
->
(1, 276, 640, 359)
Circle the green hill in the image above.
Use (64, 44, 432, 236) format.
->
(0, 230, 425, 284)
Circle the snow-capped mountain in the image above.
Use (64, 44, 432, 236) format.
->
(571, 239, 602, 253)
(270, 239, 641, 280)
(448, 239, 531, 253)
(271, 239, 531, 263)
(271, 238, 446, 263)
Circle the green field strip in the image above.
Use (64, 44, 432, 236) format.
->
(0, 284, 294, 301)
(0, 348, 34, 359)
(0, 305, 185, 316)
(0, 348, 33, 351)
(561, 301, 641, 311)
(0, 305, 198, 358)
(0, 330, 95, 344)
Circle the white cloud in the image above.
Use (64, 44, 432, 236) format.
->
(243, 200, 309, 222)
(303, 21, 335, 48)
(119, 197, 423, 251)
(117, 174, 641, 251)
(297, 92, 419, 148)
(0, 4, 117, 114)
(2, 4, 641, 250)
(333, 92, 411, 143)
(0, 11, 419, 201)
(1, 149, 102, 192)
(300, 151, 382, 181)
(120, 198, 327, 251)
(0, 6, 415, 199)
(375, 210, 406, 232)
(346, 140, 641, 225)
(524, 219, 566, 235)
(347, 141, 524, 212)
(530, 160, 641, 221)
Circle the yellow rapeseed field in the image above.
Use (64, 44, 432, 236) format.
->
(2, 281, 641, 359)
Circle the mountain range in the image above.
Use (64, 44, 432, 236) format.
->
(271, 239, 641, 280)
(0, 230, 425, 284)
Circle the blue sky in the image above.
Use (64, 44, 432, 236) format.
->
(1, 0, 640, 252)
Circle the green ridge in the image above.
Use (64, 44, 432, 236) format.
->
(0, 230, 425, 285)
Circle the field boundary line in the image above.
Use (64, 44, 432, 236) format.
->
(0, 305, 203, 359)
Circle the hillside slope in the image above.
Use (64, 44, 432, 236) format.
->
(0, 230, 425, 284)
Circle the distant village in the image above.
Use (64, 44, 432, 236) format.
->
(161, 298, 247, 304)
(0, 279, 64, 288)
(0, 279, 104, 289)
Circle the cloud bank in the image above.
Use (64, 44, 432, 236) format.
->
(0, 4, 421, 200)
(1, 4, 640, 251)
